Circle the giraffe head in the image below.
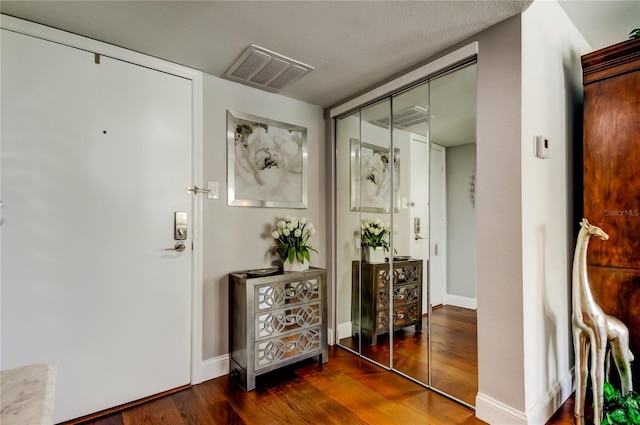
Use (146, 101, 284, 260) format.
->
(580, 218, 609, 240)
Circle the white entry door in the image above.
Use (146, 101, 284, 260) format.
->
(1, 30, 192, 422)
(429, 144, 446, 307)
(408, 134, 430, 310)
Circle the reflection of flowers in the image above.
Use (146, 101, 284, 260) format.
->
(271, 216, 317, 264)
(361, 218, 390, 251)
(234, 121, 302, 202)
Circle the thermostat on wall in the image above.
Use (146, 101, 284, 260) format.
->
(535, 135, 549, 159)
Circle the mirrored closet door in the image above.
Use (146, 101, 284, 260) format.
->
(335, 62, 478, 406)
(335, 99, 393, 369)
(389, 81, 431, 385)
(428, 63, 478, 405)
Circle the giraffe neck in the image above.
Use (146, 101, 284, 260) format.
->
(572, 227, 601, 318)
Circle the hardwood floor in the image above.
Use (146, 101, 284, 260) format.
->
(339, 305, 478, 406)
(66, 303, 583, 425)
(547, 395, 593, 425)
(430, 306, 478, 405)
(73, 346, 484, 425)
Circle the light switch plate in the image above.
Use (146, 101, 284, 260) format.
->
(208, 181, 219, 199)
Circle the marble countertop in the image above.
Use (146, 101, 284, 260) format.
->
(1, 363, 56, 425)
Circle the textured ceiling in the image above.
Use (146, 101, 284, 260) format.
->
(0, 0, 532, 107)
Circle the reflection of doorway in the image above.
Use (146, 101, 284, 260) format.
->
(429, 143, 446, 307)
(409, 134, 429, 309)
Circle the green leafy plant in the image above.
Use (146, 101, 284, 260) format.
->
(361, 218, 390, 251)
(602, 381, 640, 425)
(271, 216, 317, 264)
(630, 29, 640, 39)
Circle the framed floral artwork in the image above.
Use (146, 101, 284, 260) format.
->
(227, 110, 307, 208)
(350, 138, 400, 213)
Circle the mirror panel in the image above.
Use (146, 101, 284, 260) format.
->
(358, 99, 392, 367)
(390, 82, 430, 385)
(336, 111, 361, 354)
(428, 63, 478, 405)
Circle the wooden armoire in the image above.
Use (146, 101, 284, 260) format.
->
(582, 37, 640, 387)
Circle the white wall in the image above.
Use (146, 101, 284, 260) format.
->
(445, 143, 477, 301)
(520, 1, 591, 423)
(201, 75, 325, 363)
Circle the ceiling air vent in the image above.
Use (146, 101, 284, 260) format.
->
(225, 44, 314, 92)
(372, 106, 430, 129)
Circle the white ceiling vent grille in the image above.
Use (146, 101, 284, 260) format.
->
(225, 44, 314, 92)
(372, 106, 430, 129)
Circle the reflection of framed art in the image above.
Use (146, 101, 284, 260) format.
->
(227, 110, 307, 208)
(350, 138, 400, 213)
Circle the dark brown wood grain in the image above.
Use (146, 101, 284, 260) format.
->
(74, 346, 489, 425)
(341, 305, 478, 406)
(58, 316, 587, 425)
(582, 37, 640, 390)
(582, 37, 640, 84)
(583, 69, 640, 268)
(547, 395, 595, 425)
(587, 265, 640, 387)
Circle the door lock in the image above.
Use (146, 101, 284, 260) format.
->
(174, 211, 187, 240)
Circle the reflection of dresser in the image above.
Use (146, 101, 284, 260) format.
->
(229, 268, 327, 391)
(352, 260, 423, 345)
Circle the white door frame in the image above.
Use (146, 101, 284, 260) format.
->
(429, 143, 447, 307)
(0, 15, 205, 384)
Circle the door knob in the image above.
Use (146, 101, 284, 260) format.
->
(164, 243, 186, 252)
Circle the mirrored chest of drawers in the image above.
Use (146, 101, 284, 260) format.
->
(352, 259, 423, 345)
(229, 268, 328, 391)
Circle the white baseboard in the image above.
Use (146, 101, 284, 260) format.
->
(476, 393, 527, 425)
(476, 368, 573, 425)
(445, 293, 477, 310)
(525, 368, 574, 424)
(201, 353, 230, 382)
(337, 321, 352, 341)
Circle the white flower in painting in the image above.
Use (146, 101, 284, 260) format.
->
(294, 228, 302, 238)
(277, 220, 286, 229)
(271, 231, 280, 239)
(233, 124, 303, 203)
(359, 147, 393, 209)
(300, 217, 307, 225)
(283, 228, 291, 236)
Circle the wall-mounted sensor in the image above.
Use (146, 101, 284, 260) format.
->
(535, 135, 549, 159)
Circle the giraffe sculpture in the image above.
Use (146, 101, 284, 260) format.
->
(572, 218, 634, 425)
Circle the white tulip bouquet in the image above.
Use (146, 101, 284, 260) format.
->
(361, 218, 390, 251)
(271, 216, 317, 265)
